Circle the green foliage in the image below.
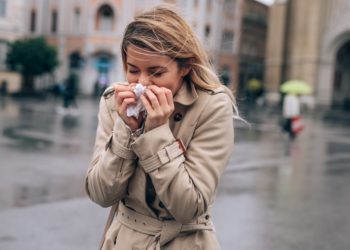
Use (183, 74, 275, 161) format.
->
(6, 37, 59, 77)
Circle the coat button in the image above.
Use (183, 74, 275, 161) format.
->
(205, 215, 210, 220)
(174, 113, 183, 122)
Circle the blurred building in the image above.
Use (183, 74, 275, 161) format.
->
(238, 0, 268, 96)
(216, 0, 242, 90)
(265, 0, 350, 109)
(0, 0, 25, 93)
(21, 0, 228, 95)
(24, 0, 133, 95)
(16, 0, 269, 95)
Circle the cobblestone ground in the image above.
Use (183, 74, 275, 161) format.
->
(0, 96, 349, 250)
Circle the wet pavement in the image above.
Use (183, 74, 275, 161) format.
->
(0, 96, 350, 250)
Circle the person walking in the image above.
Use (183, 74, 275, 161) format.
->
(282, 93, 302, 139)
(63, 73, 78, 109)
(85, 6, 238, 250)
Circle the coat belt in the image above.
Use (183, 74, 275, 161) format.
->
(116, 202, 214, 249)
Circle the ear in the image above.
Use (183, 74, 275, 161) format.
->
(180, 66, 191, 77)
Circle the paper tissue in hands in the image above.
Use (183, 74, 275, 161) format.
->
(126, 83, 146, 119)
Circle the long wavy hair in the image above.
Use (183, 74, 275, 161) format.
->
(121, 5, 224, 90)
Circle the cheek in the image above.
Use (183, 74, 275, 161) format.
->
(158, 81, 179, 95)
(152, 80, 172, 91)
(156, 74, 182, 92)
(126, 73, 137, 83)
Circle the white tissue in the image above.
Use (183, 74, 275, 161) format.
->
(126, 83, 146, 118)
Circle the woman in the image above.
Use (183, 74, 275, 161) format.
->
(86, 5, 237, 250)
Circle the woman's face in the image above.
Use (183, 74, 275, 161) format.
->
(125, 45, 187, 94)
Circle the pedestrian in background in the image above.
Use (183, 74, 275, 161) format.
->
(282, 93, 303, 139)
(51, 81, 63, 101)
(63, 73, 78, 109)
(85, 5, 238, 250)
(0, 80, 8, 96)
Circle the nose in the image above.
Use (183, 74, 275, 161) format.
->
(138, 73, 152, 86)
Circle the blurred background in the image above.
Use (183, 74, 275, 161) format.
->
(0, 0, 349, 249)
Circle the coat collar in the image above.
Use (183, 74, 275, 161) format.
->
(173, 81, 198, 106)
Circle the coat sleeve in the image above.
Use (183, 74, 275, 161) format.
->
(131, 93, 234, 223)
(85, 96, 137, 207)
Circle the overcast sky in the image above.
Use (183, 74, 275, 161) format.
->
(256, 0, 274, 5)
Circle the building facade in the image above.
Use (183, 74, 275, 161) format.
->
(0, 0, 26, 68)
(0, 0, 269, 96)
(265, 0, 350, 109)
(0, 0, 25, 92)
(238, 0, 268, 96)
(216, 0, 269, 95)
(23, 0, 230, 95)
(216, 0, 242, 90)
(25, 0, 134, 95)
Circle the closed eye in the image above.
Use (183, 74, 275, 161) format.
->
(151, 71, 163, 77)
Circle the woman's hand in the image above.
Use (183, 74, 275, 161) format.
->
(114, 83, 144, 131)
(140, 85, 174, 132)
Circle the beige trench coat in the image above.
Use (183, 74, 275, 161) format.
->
(85, 81, 234, 250)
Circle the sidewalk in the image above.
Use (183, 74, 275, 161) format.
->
(0, 198, 106, 250)
(0, 195, 274, 250)
(1, 97, 350, 250)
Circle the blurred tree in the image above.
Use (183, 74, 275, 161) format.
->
(5, 37, 59, 93)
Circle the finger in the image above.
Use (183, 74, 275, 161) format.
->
(144, 88, 161, 110)
(128, 83, 137, 91)
(148, 85, 168, 106)
(115, 90, 136, 106)
(164, 88, 174, 110)
(117, 91, 136, 100)
(119, 97, 136, 113)
(115, 84, 132, 94)
(140, 95, 154, 115)
(114, 84, 131, 105)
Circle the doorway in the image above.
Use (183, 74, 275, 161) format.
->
(333, 41, 350, 110)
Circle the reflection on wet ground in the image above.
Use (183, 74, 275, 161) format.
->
(1, 97, 350, 249)
(0, 97, 98, 210)
(213, 108, 350, 249)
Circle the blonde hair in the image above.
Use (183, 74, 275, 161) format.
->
(121, 5, 222, 90)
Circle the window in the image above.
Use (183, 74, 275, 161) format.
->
(69, 52, 82, 69)
(241, 39, 257, 56)
(221, 31, 234, 52)
(73, 8, 81, 33)
(51, 10, 58, 33)
(96, 5, 114, 32)
(30, 10, 36, 33)
(95, 53, 112, 74)
(0, 0, 6, 17)
(95, 53, 112, 90)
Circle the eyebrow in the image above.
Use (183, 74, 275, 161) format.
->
(127, 63, 167, 70)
